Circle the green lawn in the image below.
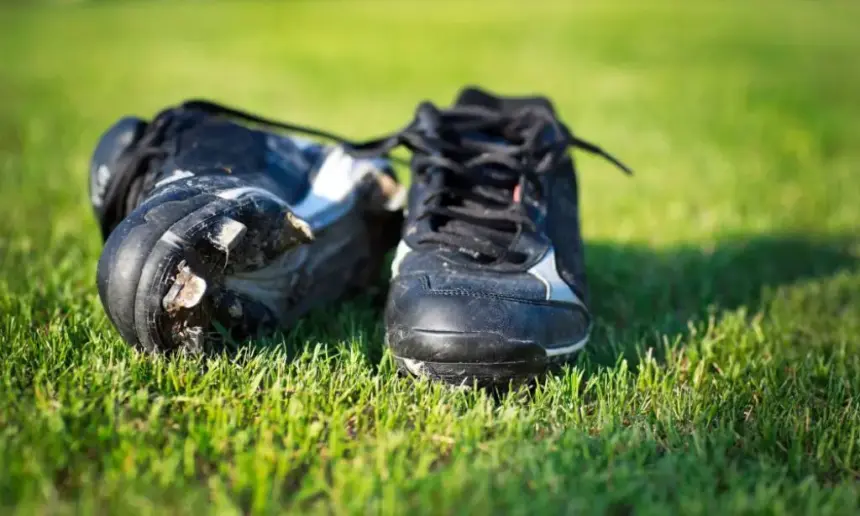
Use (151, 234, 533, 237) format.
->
(2, 1, 860, 514)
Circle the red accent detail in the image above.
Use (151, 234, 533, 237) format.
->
(513, 184, 522, 203)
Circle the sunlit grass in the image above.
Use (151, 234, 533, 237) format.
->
(1, 1, 859, 513)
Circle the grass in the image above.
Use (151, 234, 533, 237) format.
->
(1, 0, 859, 513)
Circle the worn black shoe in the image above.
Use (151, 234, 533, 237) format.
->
(347, 87, 630, 385)
(90, 101, 404, 354)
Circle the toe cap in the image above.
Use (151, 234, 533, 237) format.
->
(385, 275, 590, 363)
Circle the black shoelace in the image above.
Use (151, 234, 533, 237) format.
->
(100, 100, 348, 236)
(345, 102, 631, 263)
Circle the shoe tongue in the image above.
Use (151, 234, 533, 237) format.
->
(453, 86, 563, 148)
(89, 117, 147, 233)
(454, 86, 557, 115)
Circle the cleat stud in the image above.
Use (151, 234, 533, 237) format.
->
(211, 217, 247, 251)
(162, 263, 207, 312)
(285, 211, 313, 242)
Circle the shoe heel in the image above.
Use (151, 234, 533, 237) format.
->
(98, 187, 312, 354)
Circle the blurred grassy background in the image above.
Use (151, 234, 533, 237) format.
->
(1, 1, 860, 514)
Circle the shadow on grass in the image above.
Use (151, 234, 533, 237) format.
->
(584, 232, 859, 368)
(248, 285, 391, 365)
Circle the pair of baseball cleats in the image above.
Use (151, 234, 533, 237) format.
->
(90, 86, 630, 386)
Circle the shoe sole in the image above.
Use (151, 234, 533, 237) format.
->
(390, 331, 589, 387)
(98, 185, 388, 354)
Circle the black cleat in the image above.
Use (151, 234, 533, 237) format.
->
(90, 101, 404, 354)
(347, 87, 630, 385)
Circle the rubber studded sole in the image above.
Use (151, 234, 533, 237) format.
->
(391, 334, 588, 387)
(99, 186, 384, 354)
(392, 355, 581, 388)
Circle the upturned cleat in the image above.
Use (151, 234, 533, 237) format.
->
(90, 100, 404, 354)
(348, 87, 631, 386)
